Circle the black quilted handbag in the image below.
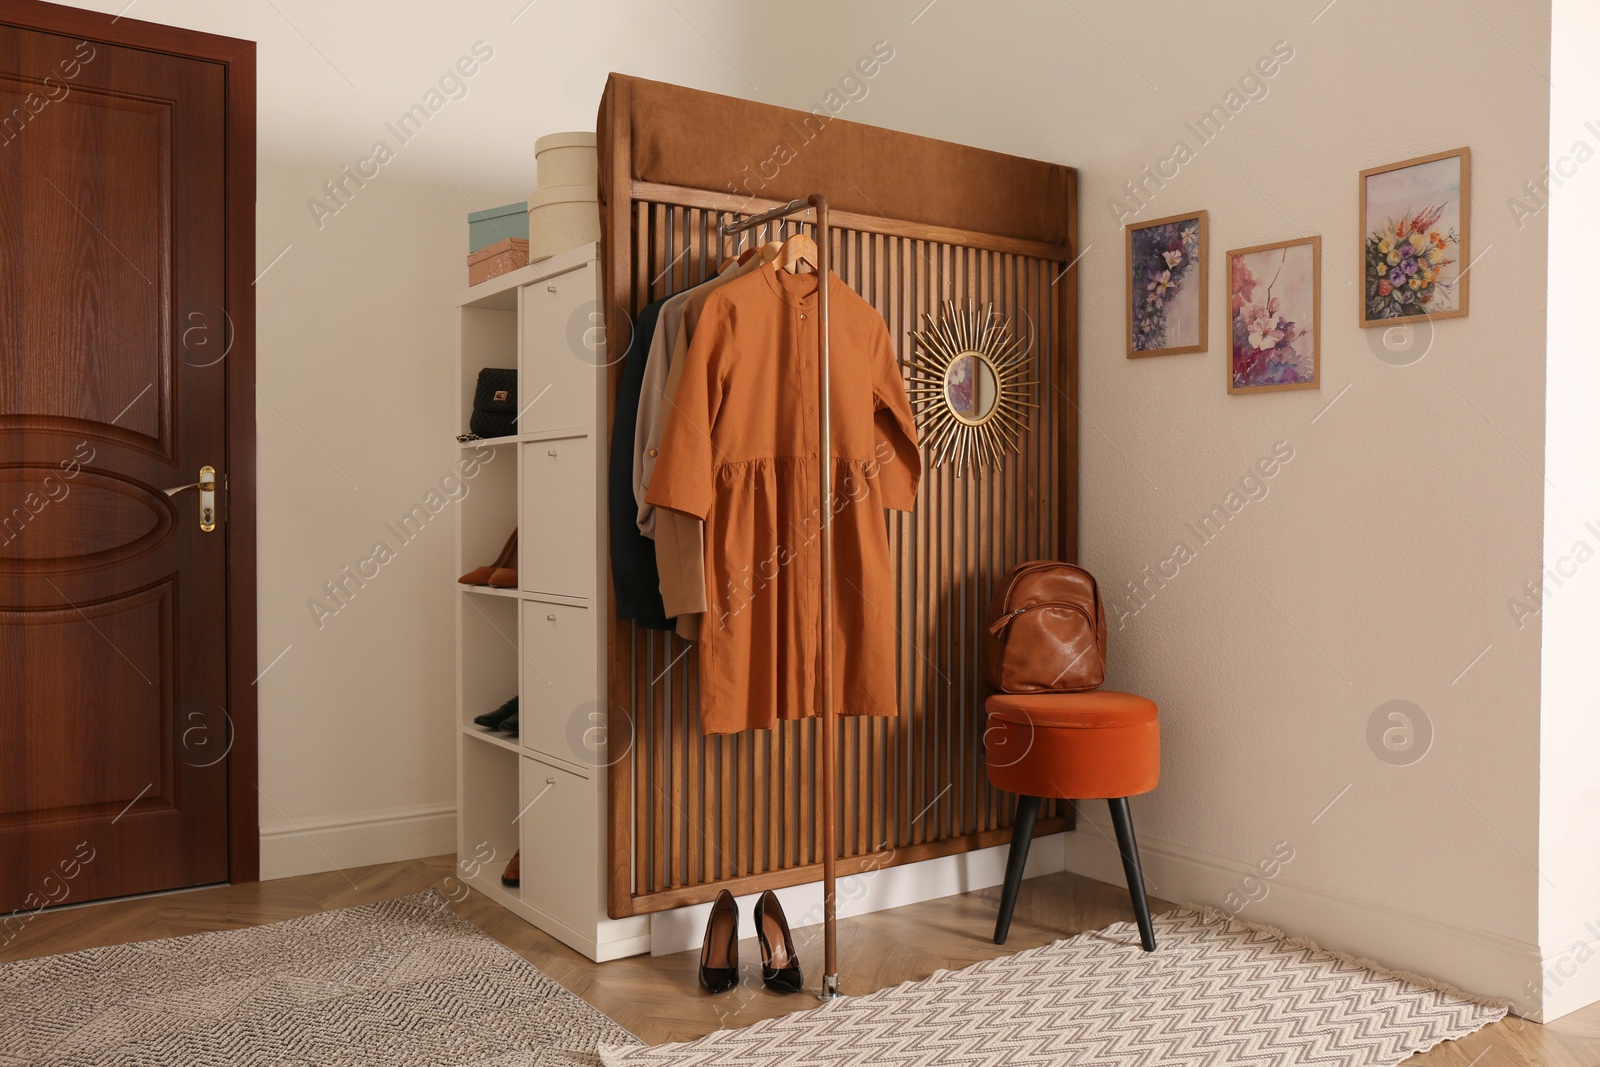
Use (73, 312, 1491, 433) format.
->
(470, 368, 517, 438)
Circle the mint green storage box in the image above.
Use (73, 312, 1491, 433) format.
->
(468, 202, 529, 251)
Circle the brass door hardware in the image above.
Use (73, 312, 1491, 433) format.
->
(164, 465, 218, 531)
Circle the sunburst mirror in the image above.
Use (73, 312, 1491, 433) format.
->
(905, 301, 1037, 477)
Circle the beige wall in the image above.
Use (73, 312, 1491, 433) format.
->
(57, 0, 1578, 1015)
(799, 0, 1556, 1013)
(53, 0, 912, 875)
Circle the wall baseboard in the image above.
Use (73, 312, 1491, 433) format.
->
(1059, 821, 1547, 1020)
(255, 805, 1568, 1019)
(1539, 921, 1600, 1022)
(648, 831, 1068, 957)
(259, 802, 456, 882)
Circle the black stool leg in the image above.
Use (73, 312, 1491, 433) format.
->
(994, 795, 1042, 944)
(1107, 797, 1156, 951)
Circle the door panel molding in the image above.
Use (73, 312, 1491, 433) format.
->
(0, 579, 176, 825)
(0, 464, 177, 572)
(0, 0, 258, 885)
(0, 71, 177, 456)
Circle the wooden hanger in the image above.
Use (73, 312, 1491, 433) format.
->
(717, 232, 748, 274)
(720, 239, 784, 273)
(772, 232, 819, 274)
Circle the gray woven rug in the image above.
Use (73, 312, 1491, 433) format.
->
(602, 907, 1507, 1066)
(0, 890, 638, 1066)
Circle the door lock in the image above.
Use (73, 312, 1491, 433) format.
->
(164, 465, 218, 531)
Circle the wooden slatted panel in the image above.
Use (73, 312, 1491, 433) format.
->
(617, 197, 1070, 906)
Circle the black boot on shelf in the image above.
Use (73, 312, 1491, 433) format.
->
(499, 713, 519, 736)
(473, 696, 518, 730)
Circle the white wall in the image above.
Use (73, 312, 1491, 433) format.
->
(1537, 0, 1600, 1023)
(57, 0, 1575, 1015)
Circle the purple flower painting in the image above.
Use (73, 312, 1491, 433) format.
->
(1127, 211, 1208, 357)
(1227, 237, 1320, 394)
(1360, 148, 1470, 326)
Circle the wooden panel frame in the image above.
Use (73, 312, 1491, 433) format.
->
(1, 0, 259, 883)
(600, 90, 1078, 920)
(629, 183, 1071, 263)
(600, 75, 634, 918)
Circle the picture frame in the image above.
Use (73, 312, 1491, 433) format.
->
(1358, 147, 1470, 327)
(1126, 209, 1208, 358)
(1226, 235, 1321, 395)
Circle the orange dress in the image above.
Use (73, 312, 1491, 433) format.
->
(644, 268, 920, 734)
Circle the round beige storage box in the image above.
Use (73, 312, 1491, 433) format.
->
(528, 185, 600, 261)
(534, 131, 597, 191)
(530, 132, 598, 260)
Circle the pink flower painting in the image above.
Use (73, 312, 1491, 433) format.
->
(1227, 238, 1320, 394)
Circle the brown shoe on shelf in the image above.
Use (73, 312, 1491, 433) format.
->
(487, 530, 520, 587)
(501, 850, 520, 887)
(459, 529, 516, 586)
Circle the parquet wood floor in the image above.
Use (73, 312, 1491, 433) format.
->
(2, 855, 1593, 1064)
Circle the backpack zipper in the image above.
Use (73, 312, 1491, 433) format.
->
(987, 600, 1095, 638)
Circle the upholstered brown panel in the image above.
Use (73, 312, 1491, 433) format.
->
(597, 74, 1071, 246)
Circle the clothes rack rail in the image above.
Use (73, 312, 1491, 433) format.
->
(716, 194, 845, 1001)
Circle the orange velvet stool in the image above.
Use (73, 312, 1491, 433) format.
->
(985, 690, 1160, 950)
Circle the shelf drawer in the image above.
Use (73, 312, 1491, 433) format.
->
(520, 437, 595, 600)
(520, 754, 597, 935)
(519, 261, 599, 435)
(519, 600, 599, 765)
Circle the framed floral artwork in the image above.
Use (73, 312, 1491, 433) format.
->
(1227, 236, 1320, 395)
(1126, 210, 1208, 357)
(1359, 147, 1470, 327)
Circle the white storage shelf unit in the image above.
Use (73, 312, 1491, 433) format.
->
(454, 243, 648, 962)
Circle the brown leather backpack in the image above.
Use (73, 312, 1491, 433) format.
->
(985, 561, 1107, 693)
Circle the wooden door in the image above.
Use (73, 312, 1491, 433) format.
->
(0, 18, 233, 911)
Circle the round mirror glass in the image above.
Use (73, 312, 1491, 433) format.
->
(943, 352, 1000, 425)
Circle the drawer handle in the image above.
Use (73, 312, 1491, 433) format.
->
(547, 284, 558, 293)
(547, 449, 559, 457)
(547, 613, 557, 621)
(545, 777, 557, 785)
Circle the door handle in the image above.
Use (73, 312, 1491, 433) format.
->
(164, 465, 218, 532)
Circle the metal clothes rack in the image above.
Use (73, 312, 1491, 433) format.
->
(716, 194, 845, 1001)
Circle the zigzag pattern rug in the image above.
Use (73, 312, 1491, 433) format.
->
(601, 908, 1506, 1066)
(0, 891, 639, 1066)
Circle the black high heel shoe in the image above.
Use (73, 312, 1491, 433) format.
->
(755, 890, 803, 993)
(473, 696, 518, 730)
(699, 890, 739, 994)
